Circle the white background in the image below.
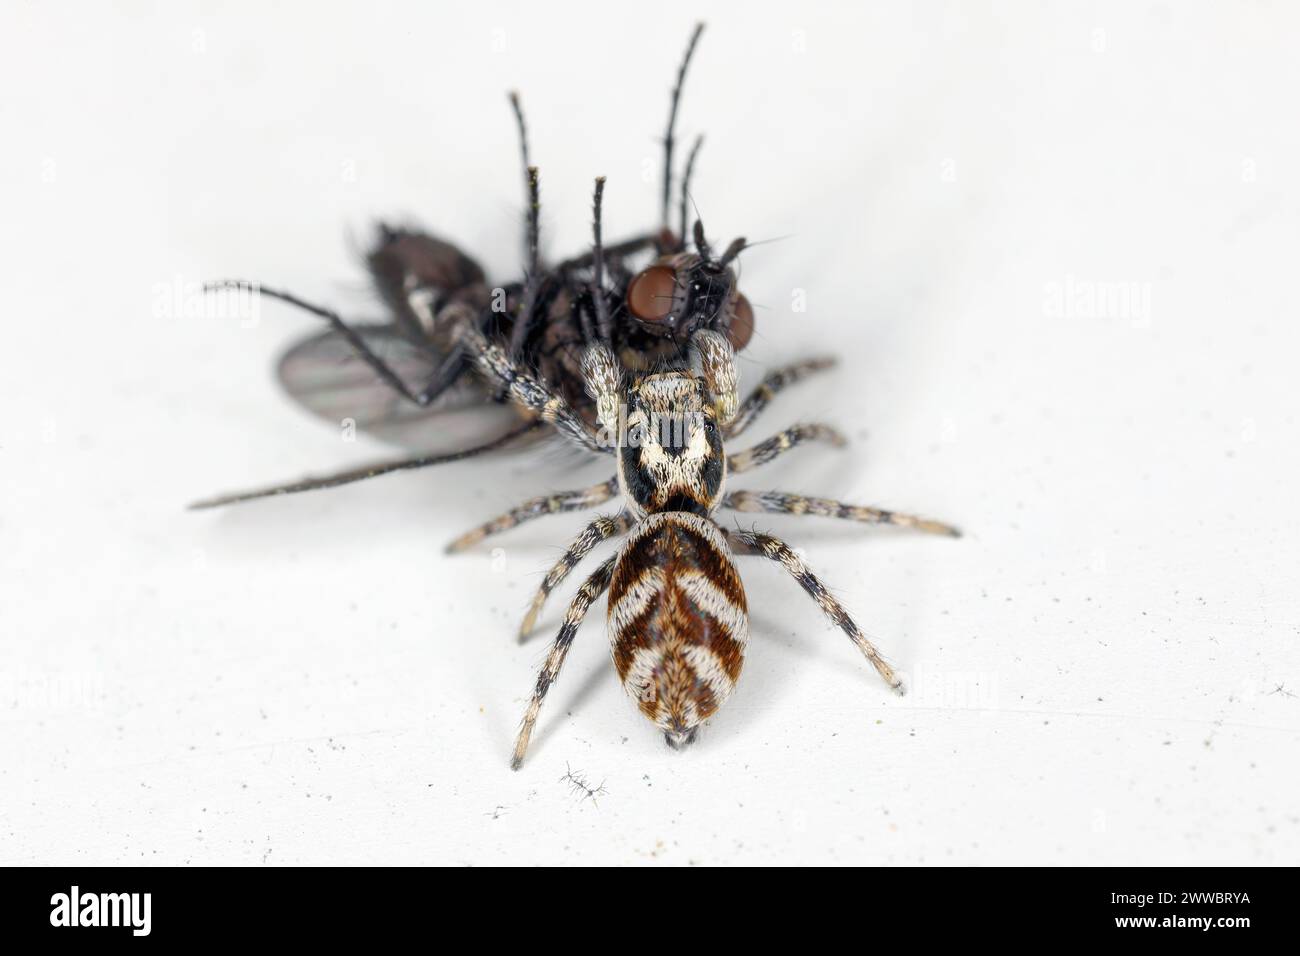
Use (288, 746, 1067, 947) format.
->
(3, 2, 1298, 866)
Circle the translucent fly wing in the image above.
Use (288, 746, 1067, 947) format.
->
(275, 325, 526, 450)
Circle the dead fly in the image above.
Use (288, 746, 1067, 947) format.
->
(435, 203, 961, 767)
(194, 23, 757, 509)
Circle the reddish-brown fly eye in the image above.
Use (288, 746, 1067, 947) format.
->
(726, 294, 755, 350)
(627, 265, 678, 322)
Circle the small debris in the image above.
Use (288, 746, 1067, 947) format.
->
(560, 763, 607, 805)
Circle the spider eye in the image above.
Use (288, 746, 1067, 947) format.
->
(726, 293, 755, 350)
(627, 265, 678, 323)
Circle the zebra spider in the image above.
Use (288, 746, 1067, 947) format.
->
(447, 208, 960, 768)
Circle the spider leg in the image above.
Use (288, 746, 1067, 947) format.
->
(727, 423, 846, 474)
(517, 511, 633, 640)
(511, 556, 617, 770)
(726, 357, 838, 439)
(581, 344, 621, 432)
(725, 528, 904, 695)
(445, 477, 619, 553)
(457, 320, 609, 455)
(692, 329, 739, 423)
(724, 491, 961, 538)
(188, 420, 543, 510)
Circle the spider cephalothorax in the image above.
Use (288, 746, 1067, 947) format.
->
(617, 372, 725, 519)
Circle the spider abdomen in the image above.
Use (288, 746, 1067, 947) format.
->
(607, 512, 748, 747)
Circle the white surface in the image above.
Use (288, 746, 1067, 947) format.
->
(3, 2, 1298, 866)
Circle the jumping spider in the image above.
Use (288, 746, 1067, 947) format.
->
(442, 236, 960, 768)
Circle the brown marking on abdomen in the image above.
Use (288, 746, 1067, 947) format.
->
(607, 513, 748, 738)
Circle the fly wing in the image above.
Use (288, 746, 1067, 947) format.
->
(276, 325, 526, 450)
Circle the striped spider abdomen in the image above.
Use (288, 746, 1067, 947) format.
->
(608, 512, 748, 748)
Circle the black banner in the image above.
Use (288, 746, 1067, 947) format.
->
(0, 866, 1288, 944)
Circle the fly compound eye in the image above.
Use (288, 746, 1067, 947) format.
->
(726, 293, 755, 350)
(627, 265, 678, 323)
